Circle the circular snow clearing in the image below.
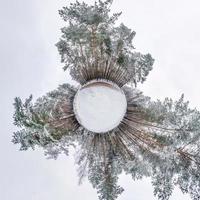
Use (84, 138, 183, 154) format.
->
(73, 80, 127, 133)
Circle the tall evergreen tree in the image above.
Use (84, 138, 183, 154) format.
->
(12, 1, 200, 199)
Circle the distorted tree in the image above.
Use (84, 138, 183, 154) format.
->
(13, 1, 200, 200)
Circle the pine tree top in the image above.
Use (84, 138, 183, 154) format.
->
(56, 0, 154, 87)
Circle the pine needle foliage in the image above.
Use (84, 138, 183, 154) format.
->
(12, 1, 200, 200)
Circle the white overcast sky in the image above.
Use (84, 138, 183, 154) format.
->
(1, 0, 200, 199)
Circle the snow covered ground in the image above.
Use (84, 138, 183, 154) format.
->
(73, 80, 127, 133)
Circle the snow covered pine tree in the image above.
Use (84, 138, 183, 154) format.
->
(13, 1, 200, 200)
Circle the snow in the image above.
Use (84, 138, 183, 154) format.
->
(73, 80, 127, 133)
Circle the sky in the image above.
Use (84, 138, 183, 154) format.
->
(0, 0, 200, 199)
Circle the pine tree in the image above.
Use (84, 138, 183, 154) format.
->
(12, 1, 200, 200)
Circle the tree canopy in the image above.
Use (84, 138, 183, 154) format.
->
(13, 1, 200, 200)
